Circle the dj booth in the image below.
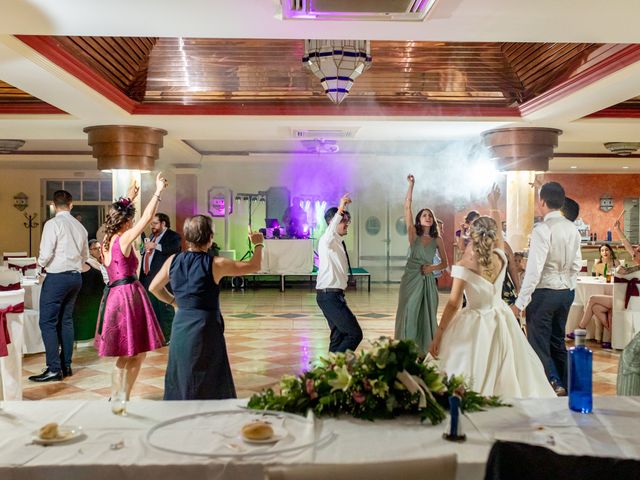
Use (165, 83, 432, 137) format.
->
(260, 239, 314, 275)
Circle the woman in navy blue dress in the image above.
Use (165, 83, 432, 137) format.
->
(150, 215, 264, 400)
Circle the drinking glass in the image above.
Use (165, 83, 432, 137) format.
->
(111, 367, 128, 416)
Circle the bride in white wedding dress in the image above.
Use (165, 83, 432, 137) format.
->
(429, 216, 555, 398)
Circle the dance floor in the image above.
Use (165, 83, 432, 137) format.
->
(21, 285, 619, 400)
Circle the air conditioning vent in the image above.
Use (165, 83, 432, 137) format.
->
(292, 128, 359, 138)
(282, 0, 438, 21)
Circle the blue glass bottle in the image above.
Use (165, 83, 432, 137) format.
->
(568, 329, 592, 413)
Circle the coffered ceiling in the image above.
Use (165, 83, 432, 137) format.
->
(1, 1, 640, 172)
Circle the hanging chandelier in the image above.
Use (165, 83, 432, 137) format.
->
(303, 40, 372, 104)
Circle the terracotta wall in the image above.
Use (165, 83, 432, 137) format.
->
(537, 173, 640, 241)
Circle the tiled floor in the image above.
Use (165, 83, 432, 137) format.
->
(21, 285, 619, 400)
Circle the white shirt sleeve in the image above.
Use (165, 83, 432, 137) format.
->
(37, 220, 57, 270)
(326, 211, 343, 235)
(515, 224, 551, 311)
(571, 235, 582, 279)
(81, 235, 90, 264)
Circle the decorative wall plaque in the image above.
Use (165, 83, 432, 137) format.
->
(599, 194, 613, 212)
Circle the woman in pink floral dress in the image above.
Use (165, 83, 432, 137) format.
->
(95, 173, 168, 398)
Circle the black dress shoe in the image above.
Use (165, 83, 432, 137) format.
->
(28, 369, 63, 382)
(550, 379, 567, 397)
(63, 366, 73, 378)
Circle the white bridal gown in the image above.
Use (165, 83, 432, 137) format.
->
(436, 249, 556, 398)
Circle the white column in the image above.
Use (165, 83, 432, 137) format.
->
(506, 171, 536, 252)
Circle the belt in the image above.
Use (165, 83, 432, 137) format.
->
(97, 275, 137, 335)
(317, 288, 344, 293)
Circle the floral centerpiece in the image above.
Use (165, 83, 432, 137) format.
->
(248, 337, 506, 424)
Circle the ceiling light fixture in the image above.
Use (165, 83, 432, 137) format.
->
(622, 166, 630, 169)
(604, 142, 640, 156)
(303, 40, 371, 104)
(0, 139, 26, 154)
(570, 166, 577, 169)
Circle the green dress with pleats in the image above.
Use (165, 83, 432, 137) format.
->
(394, 237, 439, 353)
(617, 331, 640, 395)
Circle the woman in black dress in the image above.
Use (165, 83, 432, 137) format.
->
(150, 215, 264, 400)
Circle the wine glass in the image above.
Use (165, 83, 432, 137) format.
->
(111, 367, 128, 416)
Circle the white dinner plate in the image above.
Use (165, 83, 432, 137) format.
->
(32, 425, 83, 445)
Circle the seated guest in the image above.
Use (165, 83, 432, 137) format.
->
(87, 239, 108, 284)
(578, 295, 613, 349)
(593, 243, 620, 276)
(150, 216, 264, 400)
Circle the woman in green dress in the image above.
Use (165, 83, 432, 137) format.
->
(395, 174, 448, 353)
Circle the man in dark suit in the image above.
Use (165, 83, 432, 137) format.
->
(140, 213, 181, 343)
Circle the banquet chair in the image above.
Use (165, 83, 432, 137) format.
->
(265, 454, 457, 480)
(7, 256, 37, 277)
(0, 289, 26, 400)
(579, 259, 589, 276)
(611, 270, 640, 350)
(0, 270, 42, 354)
(0, 270, 21, 290)
(2, 251, 27, 266)
(484, 441, 640, 480)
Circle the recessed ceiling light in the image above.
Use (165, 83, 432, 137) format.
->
(570, 166, 577, 169)
(622, 166, 630, 169)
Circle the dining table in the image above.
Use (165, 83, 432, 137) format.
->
(0, 396, 638, 480)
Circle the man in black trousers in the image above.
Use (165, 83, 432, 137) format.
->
(316, 193, 362, 353)
(512, 183, 582, 396)
(30, 190, 88, 382)
(140, 213, 181, 343)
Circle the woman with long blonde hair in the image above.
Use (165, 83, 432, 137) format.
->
(428, 215, 555, 398)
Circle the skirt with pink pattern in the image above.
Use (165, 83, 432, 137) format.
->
(94, 281, 164, 357)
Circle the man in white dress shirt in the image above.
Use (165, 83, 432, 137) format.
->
(512, 182, 582, 396)
(29, 190, 88, 382)
(316, 193, 362, 353)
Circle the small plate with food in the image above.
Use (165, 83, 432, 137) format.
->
(32, 423, 83, 445)
(240, 419, 287, 444)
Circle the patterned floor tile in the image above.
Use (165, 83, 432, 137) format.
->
(19, 285, 620, 400)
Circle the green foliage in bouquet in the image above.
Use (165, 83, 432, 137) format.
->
(247, 337, 506, 424)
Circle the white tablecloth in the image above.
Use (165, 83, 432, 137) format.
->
(0, 397, 638, 480)
(261, 239, 313, 275)
(18, 279, 43, 354)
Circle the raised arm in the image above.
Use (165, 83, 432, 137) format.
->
(405, 175, 417, 244)
(326, 193, 352, 236)
(487, 183, 504, 249)
(615, 218, 635, 259)
(120, 172, 168, 253)
(213, 231, 265, 283)
(149, 254, 177, 308)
